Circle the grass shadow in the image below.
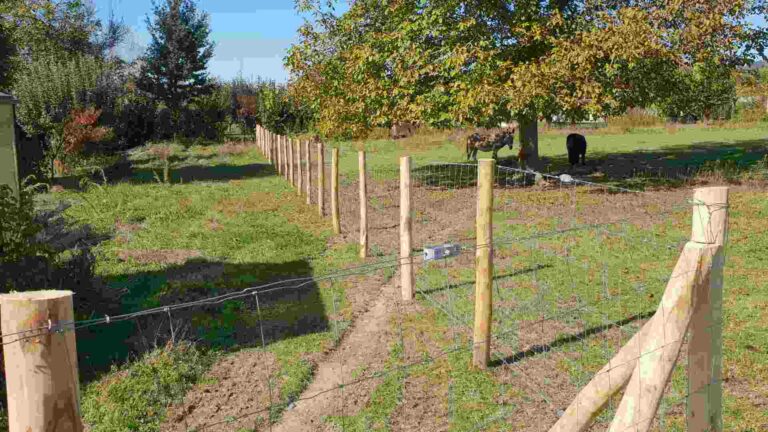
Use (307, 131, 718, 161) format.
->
(75, 258, 329, 382)
(129, 162, 276, 184)
(417, 264, 551, 296)
(489, 310, 655, 367)
(536, 138, 768, 189)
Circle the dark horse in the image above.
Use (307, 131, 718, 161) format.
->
(566, 133, 587, 167)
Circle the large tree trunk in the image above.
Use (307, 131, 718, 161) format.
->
(517, 115, 539, 169)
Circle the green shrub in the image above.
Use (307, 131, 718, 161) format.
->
(0, 183, 49, 267)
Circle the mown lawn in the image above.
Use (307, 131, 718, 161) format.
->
(36, 142, 363, 431)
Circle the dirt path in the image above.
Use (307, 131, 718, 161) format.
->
(272, 274, 401, 432)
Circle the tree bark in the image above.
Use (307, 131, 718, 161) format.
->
(517, 115, 539, 168)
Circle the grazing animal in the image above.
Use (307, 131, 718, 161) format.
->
(466, 128, 515, 161)
(390, 121, 418, 140)
(566, 133, 587, 167)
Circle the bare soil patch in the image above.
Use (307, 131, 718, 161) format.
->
(272, 276, 401, 432)
(162, 350, 279, 432)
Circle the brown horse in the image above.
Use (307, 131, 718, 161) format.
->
(390, 121, 419, 140)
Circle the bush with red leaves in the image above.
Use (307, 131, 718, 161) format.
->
(63, 108, 111, 155)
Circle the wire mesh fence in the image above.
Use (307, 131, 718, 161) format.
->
(0, 133, 730, 431)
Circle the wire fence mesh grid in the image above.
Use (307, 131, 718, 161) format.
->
(0, 138, 728, 431)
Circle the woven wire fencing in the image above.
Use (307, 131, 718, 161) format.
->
(407, 161, 706, 431)
(2, 137, 728, 432)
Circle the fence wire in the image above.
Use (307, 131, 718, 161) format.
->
(1, 139, 729, 431)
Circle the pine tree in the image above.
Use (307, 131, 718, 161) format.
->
(138, 0, 214, 112)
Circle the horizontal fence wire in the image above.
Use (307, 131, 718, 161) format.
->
(2, 136, 728, 430)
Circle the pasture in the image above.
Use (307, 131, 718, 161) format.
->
(4, 124, 767, 431)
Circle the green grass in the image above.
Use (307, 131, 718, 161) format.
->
(324, 124, 768, 183)
(10, 123, 767, 431)
(81, 342, 216, 432)
(395, 188, 768, 430)
(35, 142, 366, 431)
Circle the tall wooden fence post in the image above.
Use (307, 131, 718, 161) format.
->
(297, 140, 303, 195)
(331, 147, 341, 234)
(305, 141, 311, 204)
(400, 156, 414, 301)
(688, 186, 728, 432)
(317, 142, 325, 217)
(277, 135, 283, 175)
(472, 158, 494, 369)
(284, 136, 289, 181)
(289, 138, 295, 186)
(281, 136, 286, 179)
(1, 290, 83, 432)
(359, 151, 368, 258)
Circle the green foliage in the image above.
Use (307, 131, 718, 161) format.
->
(0, 20, 16, 90)
(0, 183, 49, 268)
(1, 0, 97, 58)
(14, 54, 108, 136)
(138, 0, 215, 112)
(81, 342, 215, 432)
(287, 0, 755, 143)
(657, 61, 738, 121)
(230, 77, 313, 135)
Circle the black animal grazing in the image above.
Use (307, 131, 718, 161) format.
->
(566, 133, 587, 167)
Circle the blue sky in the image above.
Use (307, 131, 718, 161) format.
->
(93, 0, 350, 83)
(95, 1, 766, 83)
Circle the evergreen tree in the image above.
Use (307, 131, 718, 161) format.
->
(138, 0, 214, 112)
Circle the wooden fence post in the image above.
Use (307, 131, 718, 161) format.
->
(608, 242, 720, 432)
(277, 135, 282, 175)
(400, 156, 414, 301)
(297, 140, 303, 195)
(359, 151, 368, 258)
(284, 136, 289, 181)
(472, 158, 494, 369)
(331, 147, 341, 234)
(289, 138, 295, 186)
(688, 186, 728, 432)
(550, 187, 728, 432)
(317, 142, 325, 217)
(305, 141, 311, 205)
(257, 126, 262, 154)
(1, 290, 83, 432)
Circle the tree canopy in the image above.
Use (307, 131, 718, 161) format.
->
(137, 0, 215, 113)
(0, 0, 126, 60)
(287, 0, 767, 139)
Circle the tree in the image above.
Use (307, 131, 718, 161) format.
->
(0, 19, 15, 90)
(287, 0, 764, 163)
(0, 0, 127, 60)
(138, 0, 215, 113)
(14, 54, 112, 178)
